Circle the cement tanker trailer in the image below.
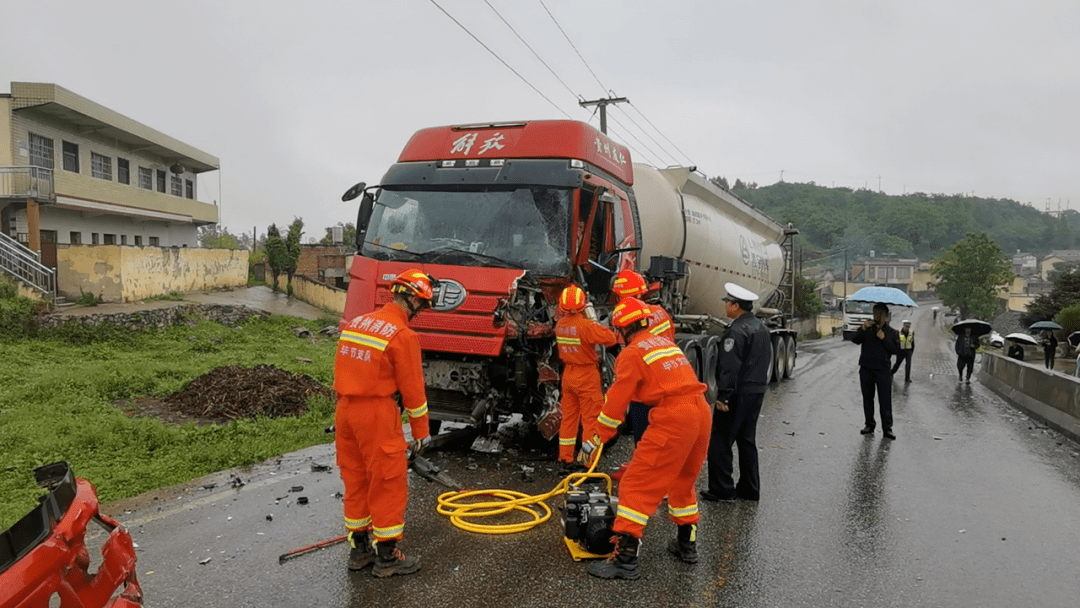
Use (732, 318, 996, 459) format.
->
(340, 120, 798, 450)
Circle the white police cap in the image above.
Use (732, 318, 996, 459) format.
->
(902, 319, 911, 325)
(723, 282, 759, 303)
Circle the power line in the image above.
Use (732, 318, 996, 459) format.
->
(484, 0, 579, 102)
(627, 102, 696, 167)
(611, 104, 679, 166)
(428, 0, 571, 119)
(538, 0, 607, 94)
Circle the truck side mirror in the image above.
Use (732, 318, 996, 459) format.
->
(356, 193, 374, 248)
(342, 182, 366, 202)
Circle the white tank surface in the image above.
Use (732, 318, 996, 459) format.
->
(632, 163, 785, 320)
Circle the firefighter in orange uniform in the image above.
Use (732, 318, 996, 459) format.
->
(333, 269, 436, 578)
(554, 284, 617, 475)
(611, 270, 675, 448)
(579, 297, 711, 580)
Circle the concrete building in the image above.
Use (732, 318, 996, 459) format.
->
(0, 82, 219, 272)
(852, 255, 918, 291)
(1039, 250, 1080, 280)
(1012, 250, 1038, 277)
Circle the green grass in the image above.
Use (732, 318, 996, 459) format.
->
(0, 314, 338, 529)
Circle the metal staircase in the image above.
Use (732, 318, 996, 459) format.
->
(0, 230, 56, 300)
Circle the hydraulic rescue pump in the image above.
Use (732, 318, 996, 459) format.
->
(561, 487, 618, 555)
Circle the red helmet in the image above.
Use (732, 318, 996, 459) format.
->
(612, 297, 652, 328)
(558, 284, 587, 313)
(390, 269, 436, 301)
(612, 270, 649, 297)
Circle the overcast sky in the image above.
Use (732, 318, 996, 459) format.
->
(3, 0, 1078, 241)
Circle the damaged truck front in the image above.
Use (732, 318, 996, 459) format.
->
(0, 462, 142, 607)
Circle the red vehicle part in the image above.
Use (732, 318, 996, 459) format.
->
(0, 462, 142, 608)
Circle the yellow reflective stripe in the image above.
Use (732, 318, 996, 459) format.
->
(405, 402, 428, 418)
(559, 437, 576, 445)
(643, 346, 682, 364)
(340, 330, 390, 351)
(373, 523, 404, 540)
(345, 515, 372, 530)
(668, 503, 699, 518)
(649, 320, 672, 335)
(616, 505, 649, 526)
(557, 336, 582, 345)
(597, 413, 620, 429)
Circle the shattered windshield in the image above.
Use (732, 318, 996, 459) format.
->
(362, 187, 571, 275)
(844, 301, 875, 314)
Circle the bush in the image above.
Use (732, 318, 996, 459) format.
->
(0, 276, 18, 299)
(0, 297, 36, 340)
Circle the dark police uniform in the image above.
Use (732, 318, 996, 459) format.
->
(853, 320, 901, 433)
(704, 301, 772, 501)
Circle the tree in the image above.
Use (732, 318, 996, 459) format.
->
(198, 225, 240, 249)
(1054, 303, 1080, 344)
(1023, 267, 1080, 325)
(793, 275, 825, 318)
(929, 233, 1012, 320)
(319, 223, 357, 246)
(265, 224, 287, 291)
(283, 218, 304, 295)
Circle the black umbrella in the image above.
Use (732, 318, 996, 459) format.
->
(1029, 320, 1063, 331)
(951, 319, 992, 338)
(1068, 331, 1080, 348)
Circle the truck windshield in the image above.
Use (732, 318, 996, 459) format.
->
(844, 301, 875, 314)
(362, 187, 571, 275)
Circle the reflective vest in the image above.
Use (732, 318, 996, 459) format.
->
(899, 331, 914, 350)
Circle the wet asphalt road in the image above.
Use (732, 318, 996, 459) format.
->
(103, 305, 1080, 607)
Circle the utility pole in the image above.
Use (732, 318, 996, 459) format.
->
(579, 96, 628, 134)
(780, 169, 785, 182)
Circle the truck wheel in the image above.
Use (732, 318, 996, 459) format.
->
(775, 336, 789, 380)
(680, 339, 702, 383)
(768, 335, 779, 383)
(783, 336, 796, 378)
(700, 336, 720, 404)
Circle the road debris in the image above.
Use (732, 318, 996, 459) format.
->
(163, 364, 331, 420)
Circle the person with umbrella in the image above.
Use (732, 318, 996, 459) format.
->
(1007, 341, 1025, 361)
(852, 302, 901, 439)
(1040, 331, 1058, 370)
(955, 324, 982, 384)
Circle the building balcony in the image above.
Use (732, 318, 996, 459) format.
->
(0, 166, 55, 202)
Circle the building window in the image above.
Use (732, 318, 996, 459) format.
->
(91, 233, 99, 245)
(91, 152, 112, 180)
(103, 234, 116, 245)
(157, 169, 166, 193)
(148, 236, 159, 246)
(29, 133, 54, 168)
(185, 179, 194, 199)
(134, 235, 142, 246)
(70, 231, 81, 244)
(897, 267, 910, 279)
(117, 158, 130, 184)
(888, 266, 895, 279)
(139, 166, 153, 189)
(121, 235, 128, 245)
(170, 174, 183, 196)
(62, 141, 80, 173)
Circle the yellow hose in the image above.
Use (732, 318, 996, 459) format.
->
(436, 446, 611, 535)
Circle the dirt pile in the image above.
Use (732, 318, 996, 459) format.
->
(164, 365, 332, 421)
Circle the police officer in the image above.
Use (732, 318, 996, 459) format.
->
(891, 319, 915, 382)
(333, 269, 435, 578)
(702, 283, 772, 503)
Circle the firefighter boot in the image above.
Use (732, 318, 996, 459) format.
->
(347, 530, 375, 571)
(372, 539, 421, 578)
(587, 532, 641, 580)
(666, 523, 698, 564)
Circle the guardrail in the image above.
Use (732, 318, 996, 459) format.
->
(0, 165, 55, 200)
(0, 230, 56, 299)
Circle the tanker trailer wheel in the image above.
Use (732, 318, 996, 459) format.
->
(768, 335, 779, 383)
(783, 336, 796, 378)
(699, 335, 720, 405)
(678, 338, 703, 383)
(774, 336, 789, 381)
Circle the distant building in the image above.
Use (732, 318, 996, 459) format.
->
(1012, 250, 1038, 277)
(0, 82, 219, 269)
(1039, 250, 1080, 280)
(853, 255, 918, 292)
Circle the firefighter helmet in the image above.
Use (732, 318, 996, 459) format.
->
(390, 269, 437, 301)
(611, 297, 652, 328)
(558, 284, 587, 313)
(612, 270, 649, 297)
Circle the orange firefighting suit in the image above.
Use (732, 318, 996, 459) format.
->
(594, 332, 710, 538)
(333, 302, 430, 542)
(555, 312, 617, 462)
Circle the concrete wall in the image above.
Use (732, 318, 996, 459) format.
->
(979, 351, 1080, 443)
(56, 244, 248, 302)
(273, 273, 346, 315)
(0, 96, 11, 165)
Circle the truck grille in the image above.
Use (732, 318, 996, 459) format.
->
(427, 388, 477, 422)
